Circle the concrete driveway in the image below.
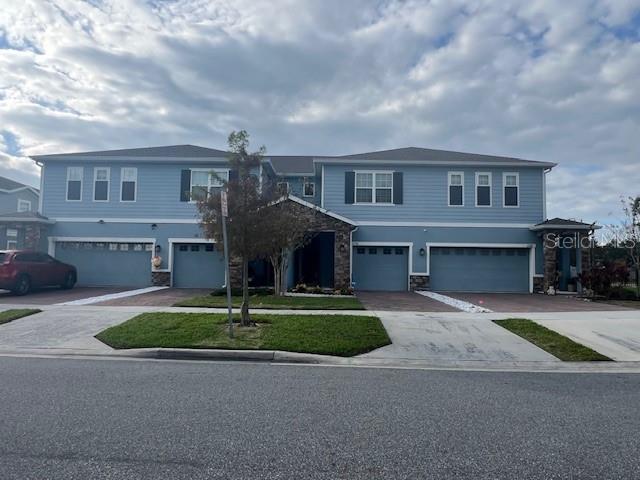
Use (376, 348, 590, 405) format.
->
(0, 306, 135, 353)
(94, 288, 210, 306)
(362, 311, 557, 363)
(531, 311, 640, 361)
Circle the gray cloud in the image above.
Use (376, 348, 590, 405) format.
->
(0, 0, 638, 223)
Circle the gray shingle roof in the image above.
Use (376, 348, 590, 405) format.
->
(0, 176, 31, 191)
(32, 144, 229, 159)
(267, 156, 315, 175)
(337, 146, 553, 166)
(531, 218, 598, 230)
(0, 211, 53, 223)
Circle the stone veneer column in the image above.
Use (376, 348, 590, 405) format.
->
(543, 232, 558, 292)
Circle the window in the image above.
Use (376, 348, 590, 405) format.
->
(6, 240, 17, 249)
(17, 199, 31, 212)
(503, 173, 519, 207)
(191, 169, 229, 201)
(205, 244, 214, 252)
(355, 171, 393, 204)
(395, 248, 404, 255)
(447, 172, 464, 206)
(277, 182, 290, 195)
(190, 245, 200, 252)
(383, 248, 392, 255)
(475, 172, 492, 207)
(6, 228, 18, 238)
(179, 245, 188, 251)
(303, 181, 315, 197)
(368, 247, 377, 254)
(121, 167, 137, 202)
(357, 247, 365, 254)
(93, 167, 110, 201)
(66, 167, 83, 201)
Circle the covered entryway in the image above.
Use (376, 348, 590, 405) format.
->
(292, 232, 335, 288)
(54, 241, 152, 287)
(352, 245, 409, 291)
(172, 243, 225, 289)
(429, 246, 530, 293)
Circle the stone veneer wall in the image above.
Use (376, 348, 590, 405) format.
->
(228, 199, 355, 290)
(409, 275, 429, 291)
(151, 271, 170, 286)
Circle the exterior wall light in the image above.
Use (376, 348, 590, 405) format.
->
(151, 223, 158, 230)
(419, 248, 426, 256)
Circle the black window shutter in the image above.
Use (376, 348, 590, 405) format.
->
(393, 172, 403, 204)
(345, 171, 355, 204)
(180, 170, 191, 202)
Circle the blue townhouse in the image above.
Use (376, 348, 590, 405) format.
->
(29, 145, 596, 294)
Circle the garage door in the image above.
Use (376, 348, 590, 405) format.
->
(54, 241, 152, 287)
(429, 247, 529, 292)
(352, 246, 408, 291)
(172, 243, 225, 288)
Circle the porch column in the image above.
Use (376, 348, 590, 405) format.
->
(543, 231, 558, 293)
(333, 226, 352, 291)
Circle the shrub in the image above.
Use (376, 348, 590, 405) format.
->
(579, 261, 630, 299)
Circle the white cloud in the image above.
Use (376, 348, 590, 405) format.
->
(0, 0, 639, 221)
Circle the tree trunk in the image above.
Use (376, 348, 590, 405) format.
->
(240, 255, 251, 326)
(272, 255, 281, 296)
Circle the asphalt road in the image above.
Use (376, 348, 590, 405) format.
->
(0, 358, 639, 479)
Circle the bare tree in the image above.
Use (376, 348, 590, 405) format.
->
(261, 200, 319, 296)
(197, 131, 274, 326)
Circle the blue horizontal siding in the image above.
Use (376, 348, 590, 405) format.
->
(0, 190, 39, 214)
(42, 161, 229, 219)
(322, 164, 544, 224)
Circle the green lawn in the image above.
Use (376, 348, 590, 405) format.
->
(494, 318, 611, 361)
(0, 309, 41, 325)
(96, 312, 390, 357)
(173, 294, 364, 310)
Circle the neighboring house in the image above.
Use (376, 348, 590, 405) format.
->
(0, 176, 45, 250)
(31, 145, 595, 293)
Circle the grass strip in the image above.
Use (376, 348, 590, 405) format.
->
(0, 309, 42, 325)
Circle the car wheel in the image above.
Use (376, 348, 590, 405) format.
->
(13, 275, 31, 296)
(61, 272, 76, 290)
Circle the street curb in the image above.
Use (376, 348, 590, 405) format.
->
(118, 348, 334, 364)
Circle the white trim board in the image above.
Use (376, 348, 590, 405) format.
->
(424, 242, 536, 293)
(50, 218, 200, 224)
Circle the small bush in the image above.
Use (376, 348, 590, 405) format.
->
(579, 261, 630, 299)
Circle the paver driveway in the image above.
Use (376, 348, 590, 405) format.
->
(357, 291, 458, 312)
(440, 292, 631, 312)
(0, 287, 131, 305)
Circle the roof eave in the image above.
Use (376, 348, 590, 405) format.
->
(313, 158, 557, 168)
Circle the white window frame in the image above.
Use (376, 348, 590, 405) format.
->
(6, 239, 17, 249)
(189, 168, 230, 203)
(502, 172, 520, 208)
(6, 228, 18, 238)
(93, 167, 110, 202)
(354, 170, 394, 205)
(120, 167, 138, 203)
(447, 171, 464, 207)
(66, 167, 83, 202)
(17, 199, 31, 212)
(303, 180, 315, 197)
(475, 172, 492, 207)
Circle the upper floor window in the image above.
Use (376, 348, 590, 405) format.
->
(66, 167, 83, 201)
(448, 172, 464, 206)
(503, 173, 519, 207)
(190, 169, 229, 201)
(93, 167, 110, 202)
(475, 172, 492, 207)
(303, 181, 315, 197)
(121, 167, 137, 202)
(17, 199, 31, 212)
(355, 171, 393, 204)
(277, 182, 290, 195)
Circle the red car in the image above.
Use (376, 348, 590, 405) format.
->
(0, 250, 77, 295)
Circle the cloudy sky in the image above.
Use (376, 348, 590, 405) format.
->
(0, 0, 638, 224)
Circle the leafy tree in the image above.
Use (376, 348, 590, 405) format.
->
(197, 131, 274, 326)
(621, 196, 640, 296)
